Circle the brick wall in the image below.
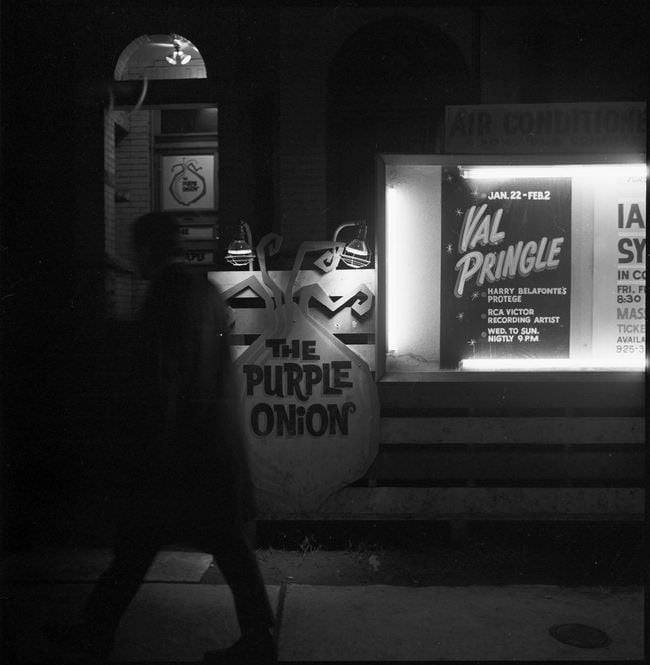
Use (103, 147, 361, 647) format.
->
(101, 109, 153, 319)
(104, 113, 117, 256)
(276, 65, 329, 251)
(115, 110, 152, 264)
(275, 13, 329, 253)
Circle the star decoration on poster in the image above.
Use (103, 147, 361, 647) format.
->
(440, 168, 572, 369)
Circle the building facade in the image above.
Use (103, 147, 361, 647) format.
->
(4, 3, 646, 530)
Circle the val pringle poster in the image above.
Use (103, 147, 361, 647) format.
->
(440, 167, 572, 369)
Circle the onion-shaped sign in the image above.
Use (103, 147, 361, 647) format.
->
(231, 235, 379, 513)
(161, 155, 215, 210)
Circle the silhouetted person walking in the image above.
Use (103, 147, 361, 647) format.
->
(45, 212, 275, 664)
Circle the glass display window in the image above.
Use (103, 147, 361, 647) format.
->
(378, 155, 646, 374)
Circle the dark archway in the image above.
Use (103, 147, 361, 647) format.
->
(326, 17, 475, 241)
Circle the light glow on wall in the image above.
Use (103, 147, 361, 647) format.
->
(386, 185, 410, 354)
(460, 357, 646, 371)
(460, 164, 647, 180)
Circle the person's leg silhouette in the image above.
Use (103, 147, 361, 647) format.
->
(203, 522, 277, 664)
(45, 522, 162, 662)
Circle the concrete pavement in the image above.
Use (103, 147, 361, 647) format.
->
(3, 549, 644, 662)
(279, 584, 642, 661)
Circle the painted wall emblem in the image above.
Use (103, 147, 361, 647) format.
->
(169, 158, 206, 206)
(160, 154, 216, 210)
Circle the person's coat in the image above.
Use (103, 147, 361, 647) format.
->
(118, 263, 255, 539)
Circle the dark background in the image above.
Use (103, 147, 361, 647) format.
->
(1, 1, 647, 556)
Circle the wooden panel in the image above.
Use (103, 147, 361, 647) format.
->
(213, 268, 377, 370)
(225, 308, 274, 335)
(304, 305, 374, 334)
(380, 417, 645, 444)
(231, 345, 247, 360)
(209, 269, 376, 294)
(368, 447, 644, 483)
(378, 377, 645, 412)
(343, 345, 374, 369)
(258, 487, 644, 521)
(225, 303, 375, 335)
(232, 344, 375, 369)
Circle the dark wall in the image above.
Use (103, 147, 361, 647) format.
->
(2, 5, 77, 428)
(327, 16, 475, 242)
(2, 3, 80, 548)
(0, 2, 282, 548)
(1, 1, 646, 548)
(517, 2, 647, 103)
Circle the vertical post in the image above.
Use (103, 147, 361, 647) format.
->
(243, 221, 254, 272)
(375, 154, 387, 380)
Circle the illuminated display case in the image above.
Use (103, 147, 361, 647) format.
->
(376, 154, 646, 375)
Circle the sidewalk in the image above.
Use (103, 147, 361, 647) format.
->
(3, 548, 644, 662)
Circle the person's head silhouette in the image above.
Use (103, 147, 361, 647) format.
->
(132, 212, 182, 278)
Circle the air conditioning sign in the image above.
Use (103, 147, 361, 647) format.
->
(445, 102, 646, 153)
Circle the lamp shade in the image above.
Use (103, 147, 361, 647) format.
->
(341, 237, 372, 268)
(226, 221, 255, 267)
(226, 239, 254, 266)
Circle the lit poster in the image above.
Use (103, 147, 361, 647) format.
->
(592, 174, 645, 362)
(440, 167, 572, 369)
